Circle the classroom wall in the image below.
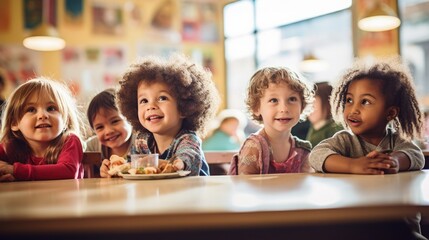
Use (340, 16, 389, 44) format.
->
(0, 0, 232, 108)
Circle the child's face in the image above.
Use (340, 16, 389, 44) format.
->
(92, 108, 132, 151)
(343, 78, 392, 143)
(254, 82, 302, 135)
(137, 81, 184, 136)
(11, 92, 65, 149)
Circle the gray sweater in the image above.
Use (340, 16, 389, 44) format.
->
(309, 128, 425, 173)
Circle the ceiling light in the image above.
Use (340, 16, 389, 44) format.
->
(300, 53, 328, 73)
(358, 1, 401, 32)
(22, 0, 65, 51)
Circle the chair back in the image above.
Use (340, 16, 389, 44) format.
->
(82, 151, 102, 178)
(204, 151, 236, 175)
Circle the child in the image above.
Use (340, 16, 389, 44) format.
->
(0, 77, 84, 181)
(306, 81, 343, 147)
(229, 66, 315, 175)
(309, 57, 426, 240)
(101, 54, 219, 176)
(309, 57, 425, 175)
(85, 88, 135, 178)
(202, 109, 247, 151)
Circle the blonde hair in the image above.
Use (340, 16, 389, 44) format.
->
(0, 77, 84, 164)
(246, 66, 314, 124)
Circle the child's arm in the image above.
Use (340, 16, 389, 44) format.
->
(0, 161, 15, 182)
(13, 135, 83, 180)
(324, 151, 391, 174)
(173, 134, 205, 176)
(391, 137, 425, 171)
(236, 138, 261, 175)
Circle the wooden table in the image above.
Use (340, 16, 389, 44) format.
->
(1, 171, 429, 239)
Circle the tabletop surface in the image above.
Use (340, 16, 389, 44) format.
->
(1, 170, 429, 233)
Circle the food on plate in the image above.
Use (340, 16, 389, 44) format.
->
(161, 163, 176, 173)
(107, 155, 130, 175)
(126, 158, 178, 175)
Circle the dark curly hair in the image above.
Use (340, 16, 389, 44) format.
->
(246, 66, 314, 124)
(117, 54, 220, 138)
(330, 57, 423, 140)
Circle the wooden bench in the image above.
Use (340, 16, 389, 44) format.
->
(204, 151, 236, 175)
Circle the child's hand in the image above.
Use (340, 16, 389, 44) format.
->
(367, 150, 399, 174)
(0, 173, 15, 182)
(0, 161, 13, 175)
(349, 151, 391, 174)
(159, 158, 185, 173)
(100, 159, 111, 178)
(171, 158, 185, 171)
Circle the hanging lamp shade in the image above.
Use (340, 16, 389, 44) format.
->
(300, 53, 328, 73)
(23, 23, 65, 51)
(358, 1, 401, 32)
(22, 0, 65, 51)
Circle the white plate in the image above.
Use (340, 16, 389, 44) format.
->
(119, 171, 191, 180)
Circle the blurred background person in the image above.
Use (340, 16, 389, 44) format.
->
(203, 109, 247, 151)
(306, 81, 343, 147)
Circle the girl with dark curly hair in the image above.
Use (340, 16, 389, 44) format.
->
(116, 54, 219, 176)
(310, 57, 425, 175)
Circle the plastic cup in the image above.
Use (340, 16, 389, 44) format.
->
(131, 154, 159, 169)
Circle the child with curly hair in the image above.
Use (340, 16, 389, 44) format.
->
(108, 54, 219, 176)
(309, 57, 425, 175)
(229, 66, 315, 175)
(309, 57, 426, 240)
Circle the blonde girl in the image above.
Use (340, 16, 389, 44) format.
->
(0, 77, 84, 181)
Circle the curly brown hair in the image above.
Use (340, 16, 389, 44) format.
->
(330, 57, 423, 140)
(246, 67, 314, 124)
(117, 54, 220, 138)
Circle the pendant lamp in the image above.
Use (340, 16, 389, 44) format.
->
(358, 1, 401, 32)
(300, 53, 328, 73)
(23, 0, 65, 51)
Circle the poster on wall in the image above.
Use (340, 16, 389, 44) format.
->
(61, 46, 127, 104)
(24, 0, 57, 29)
(91, 3, 124, 36)
(64, 0, 84, 28)
(142, 0, 181, 43)
(353, 0, 400, 57)
(0, 0, 11, 32)
(137, 42, 181, 59)
(181, 1, 219, 43)
(0, 45, 40, 96)
(185, 47, 216, 74)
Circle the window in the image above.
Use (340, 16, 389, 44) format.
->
(224, 0, 352, 110)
